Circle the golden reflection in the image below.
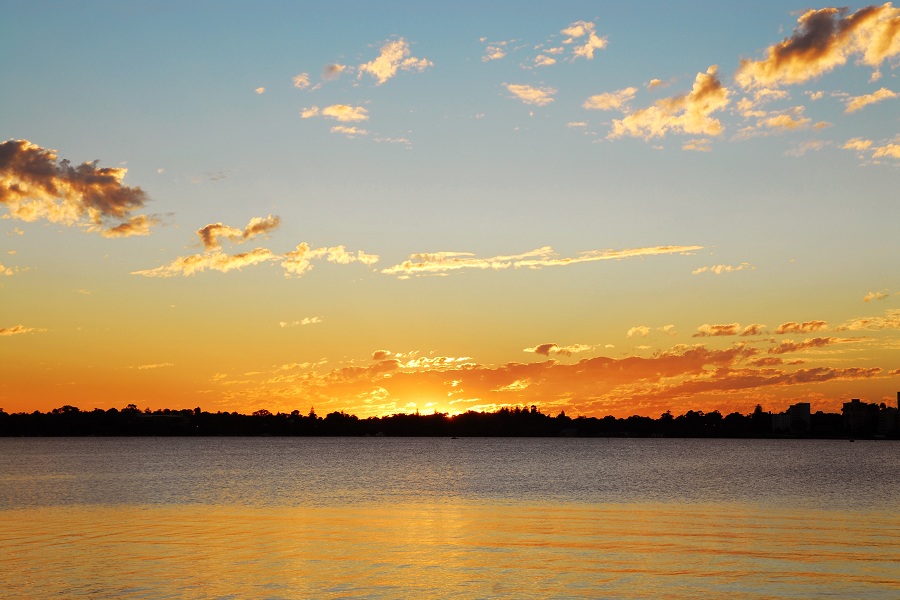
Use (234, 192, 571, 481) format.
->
(2, 502, 898, 598)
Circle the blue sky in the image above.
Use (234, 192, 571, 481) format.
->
(1, 1, 898, 416)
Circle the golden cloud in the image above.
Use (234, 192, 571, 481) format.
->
(682, 139, 712, 152)
(844, 137, 873, 151)
(0, 324, 45, 336)
(504, 83, 557, 106)
(872, 142, 900, 158)
(845, 87, 897, 112)
(292, 73, 310, 89)
(608, 66, 730, 140)
(864, 291, 888, 302)
(692, 262, 752, 275)
(381, 244, 703, 277)
(735, 4, 900, 88)
(561, 20, 607, 60)
(197, 214, 280, 250)
(768, 336, 855, 354)
(626, 326, 650, 338)
(132, 248, 278, 277)
(281, 243, 379, 278)
(776, 320, 829, 334)
(693, 323, 741, 337)
(0, 139, 152, 237)
(322, 105, 369, 122)
(358, 38, 432, 85)
(583, 87, 637, 111)
(279, 317, 322, 327)
(837, 308, 900, 331)
(331, 125, 368, 137)
(524, 343, 593, 357)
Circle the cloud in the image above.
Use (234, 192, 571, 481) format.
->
(693, 323, 741, 337)
(608, 66, 730, 140)
(482, 41, 507, 62)
(281, 243, 379, 278)
(534, 55, 556, 67)
(682, 139, 712, 152)
(504, 83, 557, 106)
(583, 87, 637, 111)
(692, 262, 752, 275)
(381, 244, 703, 277)
(372, 350, 392, 361)
(292, 73, 310, 89)
(837, 308, 900, 331)
(0, 139, 152, 237)
(524, 343, 593, 357)
(768, 337, 854, 354)
(843, 137, 873, 151)
(735, 4, 900, 89)
(132, 248, 278, 277)
(647, 79, 666, 89)
(785, 140, 828, 157)
(740, 324, 767, 336)
(627, 326, 650, 338)
(872, 142, 900, 158)
(280, 317, 322, 327)
(864, 291, 889, 302)
(358, 38, 432, 85)
(0, 324, 44, 336)
(197, 214, 280, 250)
(776, 320, 829, 334)
(136, 362, 174, 370)
(0, 262, 20, 276)
(322, 64, 346, 81)
(762, 112, 811, 130)
(101, 214, 158, 238)
(255, 87, 265, 95)
(331, 125, 368, 138)
(845, 87, 897, 112)
(561, 20, 607, 60)
(322, 105, 369, 122)
(301, 105, 369, 122)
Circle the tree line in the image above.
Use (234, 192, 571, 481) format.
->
(1, 403, 884, 438)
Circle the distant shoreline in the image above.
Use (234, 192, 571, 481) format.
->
(2, 404, 897, 439)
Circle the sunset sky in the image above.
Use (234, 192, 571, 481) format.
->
(2, 1, 899, 418)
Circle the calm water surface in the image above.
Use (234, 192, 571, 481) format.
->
(1, 437, 897, 598)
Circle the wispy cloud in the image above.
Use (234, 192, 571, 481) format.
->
(358, 38, 432, 85)
(280, 317, 323, 327)
(692, 262, 752, 275)
(768, 337, 856, 354)
(0, 324, 45, 336)
(608, 66, 730, 140)
(864, 291, 888, 302)
(845, 87, 896, 112)
(837, 308, 900, 331)
(132, 248, 278, 277)
(735, 4, 900, 89)
(776, 320, 829, 334)
(197, 215, 280, 250)
(524, 343, 593, 357)
(560, 20, 607, 60)
(301, 104, 369, 123)
(292, 73, 310, 89)
(382, 244, 703, 278)
(281, 243, 379, 278)
(504, 83, 557, 106)
(583, 87, 637, 111)
(0, 139, 153, 237)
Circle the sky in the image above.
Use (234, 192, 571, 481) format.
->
(1, 1, 899, 418)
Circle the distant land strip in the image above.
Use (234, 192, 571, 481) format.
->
(1, 404, 897, 439)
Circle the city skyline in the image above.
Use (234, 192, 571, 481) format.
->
(2, 1, 899, 418)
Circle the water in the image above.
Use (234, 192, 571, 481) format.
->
(1, 438, 897, 598)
